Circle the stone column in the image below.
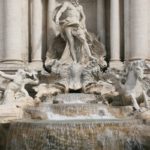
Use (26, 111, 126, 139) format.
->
(0, 0, 4, 62)
(110, 0, 122, 68)
(31, 0, 43, 68)
(22, 0, 29, 64)
(129, 0, 149, 60)
(148, 1, 150, 61)
(2, 0, 29, 65)
(47, 0, 56, 54)
(97, 0, 105, 44)
(124, 0, 130, 61)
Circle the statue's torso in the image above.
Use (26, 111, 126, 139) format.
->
(60, 4, 81, 25)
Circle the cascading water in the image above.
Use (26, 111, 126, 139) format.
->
(2, 94, 150, 150)
(6, 120, 150, 150)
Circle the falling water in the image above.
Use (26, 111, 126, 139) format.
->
(25, 103, 131, 120)
(6, 120, 150, 150)
(3, 94, 150, 150)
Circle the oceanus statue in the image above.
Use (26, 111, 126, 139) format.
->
(44, 0, 107, 92)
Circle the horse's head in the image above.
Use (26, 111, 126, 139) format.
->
(17, 69, 27, 78)
(129, 60, 145, 80)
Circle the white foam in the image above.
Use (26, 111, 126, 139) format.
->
(47, 111, 115, 120)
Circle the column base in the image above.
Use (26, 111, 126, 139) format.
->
(29, 61, 43, 71)
(109, 60, 123, 70)
(0, 61, 25, 73)
(146, 59, 150, 63)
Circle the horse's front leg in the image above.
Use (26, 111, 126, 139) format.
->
(130, 93, 140, 111)
(142, 90, 150, 109)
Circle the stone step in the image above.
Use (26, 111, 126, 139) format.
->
(0, 104, 23, 123)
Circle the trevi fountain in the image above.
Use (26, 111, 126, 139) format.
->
(0, 0, 150, 150)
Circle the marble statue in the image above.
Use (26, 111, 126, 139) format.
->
(108, 60, 150, 111)
(44, 0, 107, 92)
(33, 83, 63, 103)
(0, 1, 148, 115)
(0, 69, 39, 104)
(54, 0, 96, 63)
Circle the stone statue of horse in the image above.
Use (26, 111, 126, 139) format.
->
(109, 60, 150, 111)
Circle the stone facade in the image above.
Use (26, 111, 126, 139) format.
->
(0, 2, 150, 149)
(0, 0, 150, 71)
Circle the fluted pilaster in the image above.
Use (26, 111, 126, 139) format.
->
(3, 0, 28, 64)
(97, 0, 105, 44)
(0, 0, 4, 62)
(31, 0, 43, 63)
(124, 0, 130, 61)
(129, 0, 149, 60)
(110, 0, 122, 68)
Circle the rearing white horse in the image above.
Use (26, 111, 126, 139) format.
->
(109, 60, 150, 111)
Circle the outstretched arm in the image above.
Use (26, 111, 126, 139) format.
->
(24, 78, 39, 85)
(55, 2, 68, 24)
(0, 71, 15, 80)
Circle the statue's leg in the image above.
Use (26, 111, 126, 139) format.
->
(77, 31, 97, 61)
(64, 27, 77, 62)
(130, 93, 140, 110)
(21, 85, 29, 97)
(142, 90, 149, 109)
(83, 41, 96, 60)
